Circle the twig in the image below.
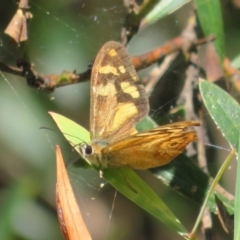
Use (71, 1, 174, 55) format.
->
(131, 34, 215, 71)
(0, 33, 214, 93)
(0, 61, 23, 77)
(122, 0, 159, 45)
(0, 60, 91, 93)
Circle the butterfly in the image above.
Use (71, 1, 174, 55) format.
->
(79, 41, 199, 170)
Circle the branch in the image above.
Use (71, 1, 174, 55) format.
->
(0, 60, 91, 93)
(0, 34, 213, 93)
(131, 35, 215, 71)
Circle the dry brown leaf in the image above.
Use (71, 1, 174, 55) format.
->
(4, 9, 27, 43)
(19, 0, 30, 9)
(56, 145, 92, 240)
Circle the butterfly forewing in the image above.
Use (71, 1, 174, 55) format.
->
(85, 41, 199, 170)
(90, 41, 149, 144)
(101, 121, 200, 169)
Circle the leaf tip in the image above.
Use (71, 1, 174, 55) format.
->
(199, 78, 206, 83)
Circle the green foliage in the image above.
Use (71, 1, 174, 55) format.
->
(50, 112, 189, 238)
(1, 0, 239, 239)
(231, 54, 240, 68)
(142, 0, 190, 27)
(199, 80, 239, 239)
(200, 80, 240, 149)
(235, 139, 240, 239)
(194, 0, 224, 62)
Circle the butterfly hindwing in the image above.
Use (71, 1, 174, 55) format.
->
(101, 121, 200, 169)
(90, 41, 149, 144)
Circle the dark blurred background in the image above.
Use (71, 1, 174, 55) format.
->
(0, 0, 240, 239)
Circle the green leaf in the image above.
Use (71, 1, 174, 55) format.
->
(231, 54, 240, 68)
(141, 0, 190, 28)
(150, 154, 234, 214)
(199, 79, 240, 217)
(190, 149, 235, 236)
(103, 168, 187, 237)
(199, 79, 240, 149)
(235, 136, 240, 239)
(151, 155, 209, 204)
(194, 0, 224, 63)
(136, 115, 157, 131)
(135, 114, 234, 214)
(49, 112, 189, 238)
(49, 112, 91, 165)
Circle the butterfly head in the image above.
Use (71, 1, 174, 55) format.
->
(79, 142, 107, 169)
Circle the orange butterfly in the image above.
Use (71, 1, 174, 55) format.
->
(79, 41, 199, 170)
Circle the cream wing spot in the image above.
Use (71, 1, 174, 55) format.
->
(118, 65, 126, 73)
(120, 82, 140, 98)
(108, 49, 117, 57)
(99, 65, 119, 76)
(96, 82, 117, 96)
(131, 74, 138, 82)
(120, 81, 130, 89)
(126, 86, 140, 98)
(111, 103, 138, 132)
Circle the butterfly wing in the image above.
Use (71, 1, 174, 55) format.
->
(101, 121, 200, 169)
(90, 41, 149, 144)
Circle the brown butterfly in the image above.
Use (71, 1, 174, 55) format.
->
(79, 41, 199, 170)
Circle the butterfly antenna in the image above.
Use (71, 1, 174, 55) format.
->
(40, 126, 86, 143)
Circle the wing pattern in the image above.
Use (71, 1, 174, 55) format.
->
(90, 41, 149, 144)
(101, 121, 200, 169)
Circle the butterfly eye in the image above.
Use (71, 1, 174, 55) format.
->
(79, 143, 93, 156)
(85, 145, 93, 155)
